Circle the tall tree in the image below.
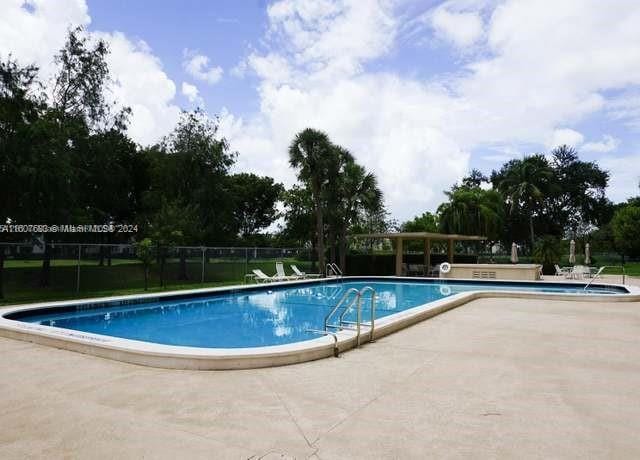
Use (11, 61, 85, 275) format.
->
(227, 173, 284, 240)
(0, 58, 45, 297)
(402, 212, 438, 233)
(279, 185, 315, 248)
(611, 205, 640, 261)
(32, 26, 124, 285)
(493, 155, 553, 249)
(324, 145, 354, 264)
(461, 169, 489, 188)
(333, 158, 383, 271)
(0, 58, 43, 226)
(52, 26, 113, 128)
(548, 145, 610, 235)
(288, 128, 332, 271)
(145, 110, 236, 245)
(438, 186, 504, 243)
(148, 199, 200, 283)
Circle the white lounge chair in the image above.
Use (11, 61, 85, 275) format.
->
(555, 264, 572, 278)
(252, 269, 275, 283)
(291, 265, 322, 279)
(275, 262, 299, 281)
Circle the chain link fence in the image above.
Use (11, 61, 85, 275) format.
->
(0, 243, 313, 304)
(477, 249, 630, 266)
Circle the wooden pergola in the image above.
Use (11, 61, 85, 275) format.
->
(352, 232, 486, 276)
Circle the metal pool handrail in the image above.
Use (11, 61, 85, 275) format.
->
(338, 286, 374, 326)
(358, 286, 377, 343)
(324, 288, 359, 331)
(335, 286, 377, 347)
(305, 329, 340, 357)
(326, 263, 343, 277)
(584, 265, 626, 290)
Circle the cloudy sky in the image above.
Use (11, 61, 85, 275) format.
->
(2, 0, 640, 221)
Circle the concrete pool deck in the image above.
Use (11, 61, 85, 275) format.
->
(2, 291, 640, 458)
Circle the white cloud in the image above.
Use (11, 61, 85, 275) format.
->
(182, 49, 223, 84)
(97, 31, 180, 145)
(181, 82, 198, 102)
(246, 53, 293, 85)
(481, 144, 523, 163)
(430, 4, 484, 48)
(229, 59, 247, 78)
(582, 134, 620, 153)
(599, 154, 640, 203)
(0, 0, 180, 146)
(0, 0, 90, 77)
(181, 81, 203, 106)
(450, 0, 640, 148)
(546, 128, 584, 149)
(607, 92, 640, 130)
(222, 0, 468, 220)
(265, 0, 396, 80)
(224, 0, 640, 220)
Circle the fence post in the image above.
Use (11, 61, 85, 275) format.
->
(201, 247, 205, 283)
(76, 244, 81, 292)
(245, 248, 249, 277)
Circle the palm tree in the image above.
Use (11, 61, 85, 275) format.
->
(335, 158, 383, 271)
(324, 145, 354, 264)
(288, 128, 332, 271)
(438, 186, 504, 242)
(495, 155, 553, 248)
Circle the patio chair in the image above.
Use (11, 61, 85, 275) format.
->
(275, 262, 299, 281)
(572, 265, 591, 280)
(291, 265, 322, 278)
(252, 269, 275, 283)
(555, 264, 572, 278)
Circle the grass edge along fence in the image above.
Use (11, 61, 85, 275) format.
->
(0, 243, 312, 305)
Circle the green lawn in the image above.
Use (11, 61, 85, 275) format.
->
(603, 262, 640, 277)
(4, 258, 140, 268)
(0, 258, 313, 306)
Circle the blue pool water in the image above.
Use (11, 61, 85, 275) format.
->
(9, 279, 626, 348)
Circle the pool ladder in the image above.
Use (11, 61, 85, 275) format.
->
(326, 263, 343, 278)
(324, 286, 376, 347)
(583, 265, 626, 290)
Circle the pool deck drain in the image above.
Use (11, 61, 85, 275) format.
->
(2, 293, 640, 458)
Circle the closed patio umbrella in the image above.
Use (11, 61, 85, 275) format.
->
(510, 242, 518, 264)
(585, 243, 591, 265)
(569, 239, 576, 265)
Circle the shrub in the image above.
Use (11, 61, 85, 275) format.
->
(533, 235, 562, 274)
(135, 238, 154, 290)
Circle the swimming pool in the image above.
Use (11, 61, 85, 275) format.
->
(0, 277, 635, 369)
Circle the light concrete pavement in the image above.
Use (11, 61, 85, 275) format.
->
(2, 296, 640, 459)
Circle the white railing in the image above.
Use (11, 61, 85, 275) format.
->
(583, 265, 626, 290)
(325, 263, 343, 277)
